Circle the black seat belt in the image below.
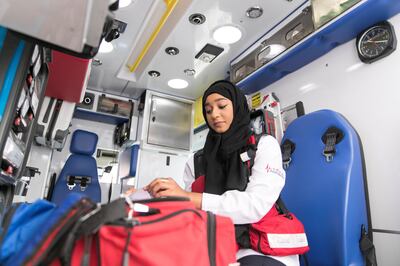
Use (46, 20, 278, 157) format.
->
(321, 127, 344, 162)
(281, 139, 295, 170)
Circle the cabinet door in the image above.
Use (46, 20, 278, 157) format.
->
(136, 149, 188, 189)
(147, 95, 191, 150)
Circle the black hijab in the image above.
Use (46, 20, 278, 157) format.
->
(202, 80, 252, 195)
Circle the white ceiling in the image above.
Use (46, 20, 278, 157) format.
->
(88, 0, 308, 100)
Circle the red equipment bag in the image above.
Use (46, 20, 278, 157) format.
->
(58, 197, 237, 266)
(249, 198, 309, 256)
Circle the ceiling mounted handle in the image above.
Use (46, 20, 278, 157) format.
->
(128, 0, 179, 72)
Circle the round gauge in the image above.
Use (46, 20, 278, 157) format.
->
(356, 21, 397, 64)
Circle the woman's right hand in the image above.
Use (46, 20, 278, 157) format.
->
(145, 177, 188, 198)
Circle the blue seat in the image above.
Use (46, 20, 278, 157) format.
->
(281, 110, 373, 266)
(51, 130, 101, 205)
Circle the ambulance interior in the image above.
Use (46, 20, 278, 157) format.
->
(0, 0, 400, 265)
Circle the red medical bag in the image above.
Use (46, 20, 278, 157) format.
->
(63, 197, 237, 266)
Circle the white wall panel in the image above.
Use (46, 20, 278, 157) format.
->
(25, 145, 53, 202)
(373, 232, 400, 266)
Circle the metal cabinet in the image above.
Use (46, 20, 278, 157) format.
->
(140, 91, 193, 152)
(147, 95, 191, 150)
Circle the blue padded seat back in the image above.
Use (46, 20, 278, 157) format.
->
(51, 130, 100, 205)
(70, 129, 98, 155)
(281, 110, 370, 266)
(119, 145, 140, 178)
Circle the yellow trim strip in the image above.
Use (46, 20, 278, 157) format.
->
(128, 0, 179, 72)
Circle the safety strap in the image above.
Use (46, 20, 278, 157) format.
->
(360, 225, 377, 266)
(281, 139, 295, 170)
(275, 197, 292, 219)
(321, 127, 344, 162)
(66, 175, 92, 191)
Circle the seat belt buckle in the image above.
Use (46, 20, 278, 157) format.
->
(283, 158, 291, 170)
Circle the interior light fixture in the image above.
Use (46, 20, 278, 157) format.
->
(213, 25, 242, 44)
(168, 79, 188, 89)
(99, 40, 114, 53)
(119, 0, 132, 8)
(257, 44, 286, 63)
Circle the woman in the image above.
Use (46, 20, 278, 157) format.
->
(145, 80, 299, 266)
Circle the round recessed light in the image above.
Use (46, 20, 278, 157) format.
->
(246, 6, 263, 19)
(165, 47, 179, 55)
(148, 70, 160, 77)
(213, 25, 242, 44)
(168, 79, 188, 89)
(99, 40, 113, 53)
(184, 68, 196, 76)
(119, 0, 132, 8)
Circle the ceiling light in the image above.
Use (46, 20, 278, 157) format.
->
(246, 6, 263, 19)
(119, 0, 132, 8)
(99, 40, 113, 53)
(257, 44, 286, 63)
(168, 79, 188, 89)
(213, 25, 242, 44)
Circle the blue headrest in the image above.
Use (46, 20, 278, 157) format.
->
(281, 109, 370, 265)
(70, 130, 98, 155)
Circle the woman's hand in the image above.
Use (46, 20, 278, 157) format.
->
(145, 177, 188, 198)
(124, 187, 136, 196)
(145, 177, 203, 209)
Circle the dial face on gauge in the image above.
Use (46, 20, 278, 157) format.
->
(356, 21, 397, 63)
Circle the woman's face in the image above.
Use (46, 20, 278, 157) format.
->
(204, 93, 234, 133)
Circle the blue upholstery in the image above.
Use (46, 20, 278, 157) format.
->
(119, 144, 140, 178)
(51, 130, 101, 205)
(237, 0, 400, 94)
(281, 110, 371, 266)
(70, 129, 98, 155)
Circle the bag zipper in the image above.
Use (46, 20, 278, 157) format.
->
(139, 208, 202, 226)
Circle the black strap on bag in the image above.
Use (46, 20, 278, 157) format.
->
(207, 212, 217, 266)
(321, 127, 344, 162)
(281, 139, 295, 170)
(61, 199, 127, 265)
(121, 231, 132, 266)
(78, 198, 127, 235)
(81, 235, 93, 266)
(275, 197, 292, 219)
